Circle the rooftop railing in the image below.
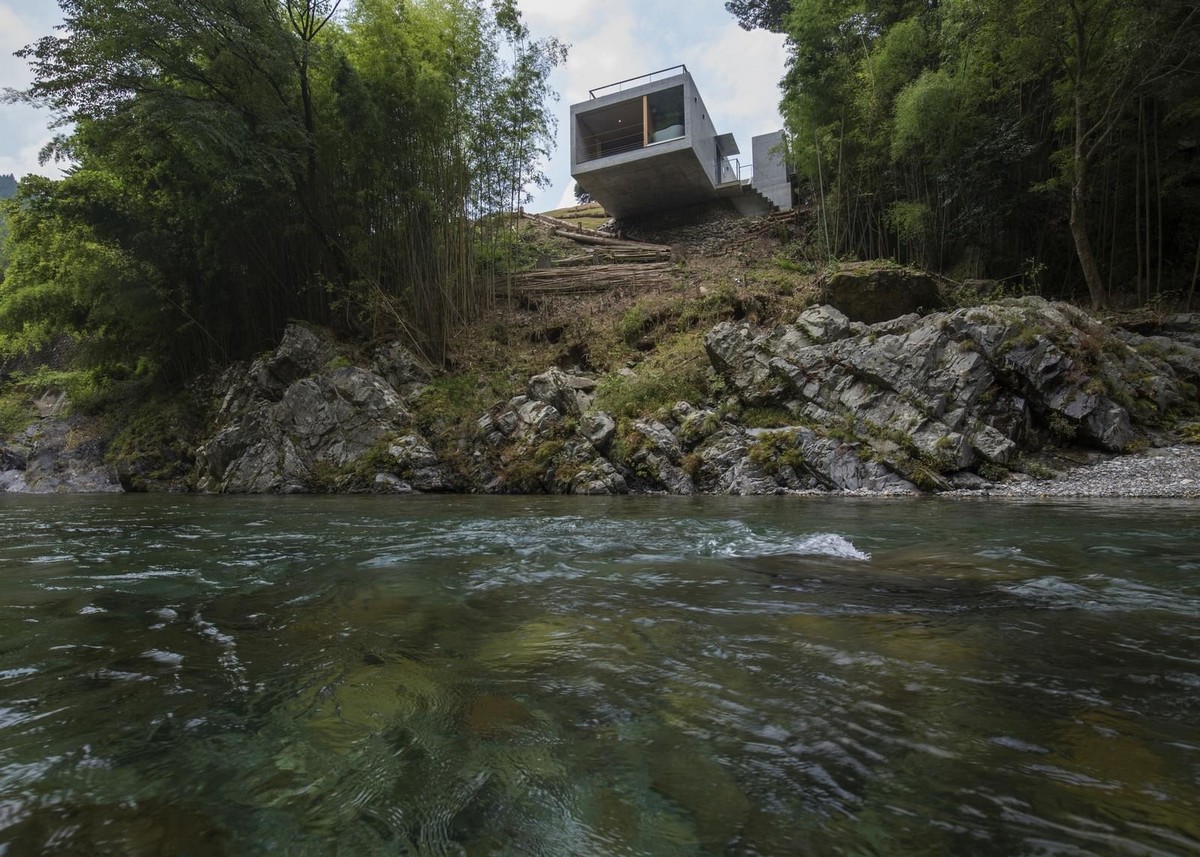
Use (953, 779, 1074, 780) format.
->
(589, 65, 688, 99)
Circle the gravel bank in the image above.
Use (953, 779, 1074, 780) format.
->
(959, 445, 1200, 499)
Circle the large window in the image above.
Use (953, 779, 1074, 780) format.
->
(577, 86, 685, 162)
(647, 86, 684, 144)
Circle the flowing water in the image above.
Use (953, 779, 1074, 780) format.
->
(0, 494, 1198, 856)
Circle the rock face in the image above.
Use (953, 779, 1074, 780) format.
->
(403, 298, 1196, 497)
(11, 299, 1191, 497)
(474, 368, 627, 496)
(705, 298, 1198, 489)
(823, 263, 943, 324)
(0, 416, 121, 494)
(195, 325, 450, 493)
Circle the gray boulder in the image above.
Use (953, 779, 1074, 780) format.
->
(0, 417, 120, 494)
(527, 368, 597, 417)
(705, 297, 1193, 486)
(196, 324, 446, 493)
(823, 263, 943, 324)
(370, 341, 430, 399)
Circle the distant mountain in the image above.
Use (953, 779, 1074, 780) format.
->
(0, 174, 16, 199)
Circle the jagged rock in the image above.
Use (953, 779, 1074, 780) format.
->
(823, 263, 943, 324)
(527, 367, 597, 417)
(515, 397, 563, 435)
(705, 297, 1194, 488)
(676, 405, 722, 449)
(251, 324, 335, 398)
(796, 305, 855, 344)
(548, 438, 628, 495)
(640, 452, 695, 495)
(580, 411, 616, 451)
(0, 417, 120, 494)
(693, 430, 781, 495)
(1116, 331, 1200, 384)
(196, 324, 445, 494)
(631, 418, 683, 461)
(386, 434, 452, 492)
(370, 341, 430, 399)
(374, 473, 415, 494)
(704, 322, 788, 401)
(281, 368, 407, 467)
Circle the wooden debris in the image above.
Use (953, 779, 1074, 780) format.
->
(511, 263, 676, 294)
(552, 248, 672, 267)
(549, 229, 670, 250)
(521, 210, 669, 252)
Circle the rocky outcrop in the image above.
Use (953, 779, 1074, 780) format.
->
(445, 298, 1196, 496)
(705, 298, 1197, 489)
(823, 263, 943, 324)
(8, 299, 1192, 497)
(474, 368, 627, 495)
(0, 416, 121, 494)
(195, 325, 450, 494)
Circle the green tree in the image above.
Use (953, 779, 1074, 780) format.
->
(3, 0, 564, 378)
(764, 0, 1200, 305)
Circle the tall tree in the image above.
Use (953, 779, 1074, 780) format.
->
(3, 0, 564, 376)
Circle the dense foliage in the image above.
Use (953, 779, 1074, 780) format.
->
(0, 175, 14, 277)
(729, 0, 1200, 308)
(0, 0, 564, 380)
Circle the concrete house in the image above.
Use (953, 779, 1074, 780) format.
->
(569, 66, 793, 220)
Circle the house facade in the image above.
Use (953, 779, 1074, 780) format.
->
(569, 66, 793, 219)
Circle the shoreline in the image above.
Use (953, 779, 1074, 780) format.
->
(944, 444, 1200, 500)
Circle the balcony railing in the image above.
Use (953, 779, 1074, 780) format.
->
(589, 65, 688, 99)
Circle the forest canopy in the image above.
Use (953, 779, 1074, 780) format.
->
(0, 0, 564, 380)
(728, 0, 1200, 308)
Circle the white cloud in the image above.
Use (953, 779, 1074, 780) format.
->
(0, 121, 59, 179)
(0, 1, 61, 179)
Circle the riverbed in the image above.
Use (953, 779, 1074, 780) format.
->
(1, 495, 1197, 855)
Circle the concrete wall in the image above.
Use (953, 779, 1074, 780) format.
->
(749, 131, 793, 212)
(570, 71, 734, 219)
(570, 70, 793, 219)
(683, 77, 722, 188)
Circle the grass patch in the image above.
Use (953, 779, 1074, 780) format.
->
(592, 333, 714, 419)
(103, 391, 207, 488)
(0, 391, 36, 435)
(748, 430, 805, 471)
(741, 405, 795, 428)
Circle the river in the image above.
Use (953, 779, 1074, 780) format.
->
(0, 495, 1197, 855)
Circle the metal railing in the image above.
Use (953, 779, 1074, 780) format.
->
(719, 158, 754, 185)
(589, 65, 688, 99)
(579, 125, 646, 162)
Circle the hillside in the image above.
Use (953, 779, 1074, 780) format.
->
(2, 200, 1198, 496)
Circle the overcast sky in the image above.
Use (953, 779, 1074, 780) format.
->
(0, 0, 787, 211)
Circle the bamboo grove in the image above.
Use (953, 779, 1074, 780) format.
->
(0, 0, 565, 380)
(729, 0, 1200, 309)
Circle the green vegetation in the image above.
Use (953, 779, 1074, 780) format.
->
(103, 393, 206, 488)
(748, 430, 806, 472)
(0, 391, 35, 435)
(728, 0, 1200, 309)
(593, 335, 715, 419)
(1, 0, 564, 390)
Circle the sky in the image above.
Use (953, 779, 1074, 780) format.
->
(0, 0, 788, 211)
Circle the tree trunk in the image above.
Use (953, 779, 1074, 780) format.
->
(1070, 93, 1109, 311)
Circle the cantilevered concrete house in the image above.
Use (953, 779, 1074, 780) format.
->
(570, 66, 793, 220)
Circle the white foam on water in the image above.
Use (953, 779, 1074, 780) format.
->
(714, 532, 871, 562)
